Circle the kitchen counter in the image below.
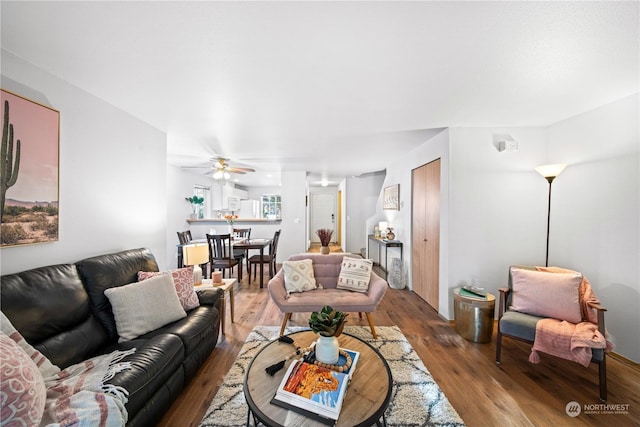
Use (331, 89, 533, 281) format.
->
(186, 218, 281, 223)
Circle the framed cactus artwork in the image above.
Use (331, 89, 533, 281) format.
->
(1, 89, 59, 247)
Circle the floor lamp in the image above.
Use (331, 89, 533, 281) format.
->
(535, 163, 567, 267)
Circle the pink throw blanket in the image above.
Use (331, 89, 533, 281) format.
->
(529, 267, 613, 367)
(529, 319, 606, 367)
(41, 348, 134, 427)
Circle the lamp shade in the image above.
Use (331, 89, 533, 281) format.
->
(183, 243, 209, 266)
(378, 221, 388, 233)
(183, 243, 209, 285)
(535, 163, 567, 179)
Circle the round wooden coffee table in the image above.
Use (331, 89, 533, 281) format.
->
(244, 330, 393, 427)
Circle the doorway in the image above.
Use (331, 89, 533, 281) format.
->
(310, 192, 337, 244)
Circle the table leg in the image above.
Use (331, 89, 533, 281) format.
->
(259, 247, 264, 288)
(220, 292, 226, 335)
(229, 285, 234, 323)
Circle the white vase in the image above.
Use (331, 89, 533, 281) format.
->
(228, 224, 234, 236)
(315, 335, 339, 364)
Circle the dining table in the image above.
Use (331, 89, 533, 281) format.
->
(231, 238, 272, 288)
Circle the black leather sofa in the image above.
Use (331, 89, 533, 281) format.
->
(1, 248, 222, 427)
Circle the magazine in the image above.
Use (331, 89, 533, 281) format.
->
(270, 348, 360, 425)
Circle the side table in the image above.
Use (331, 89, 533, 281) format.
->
(453, 288, 495, 343)
(196, 278, 236, 335)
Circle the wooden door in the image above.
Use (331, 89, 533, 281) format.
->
(412, 159, 440, 310)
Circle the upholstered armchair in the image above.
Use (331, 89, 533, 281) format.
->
(496, 265, 610, 401)
(267, 254, 388, 338)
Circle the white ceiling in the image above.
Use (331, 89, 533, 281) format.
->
(2, 1, 638, 187)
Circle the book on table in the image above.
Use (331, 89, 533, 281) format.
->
(460, 286, 488, 299)
(270, 348, 360, 425)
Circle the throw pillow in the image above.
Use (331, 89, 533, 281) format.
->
(105, 274, 187, 342)
(0, 311, 60, 378)
(138, 266, 200, 311)
(337, 258, 373, 293)
(510, 267, 582, 323)
(0, 332, 46, 426)
(282, 259, 317, 295)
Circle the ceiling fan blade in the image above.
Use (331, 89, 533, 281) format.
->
(227, 167, 256, 173)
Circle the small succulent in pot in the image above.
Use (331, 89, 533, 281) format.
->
(316, 228, 333, 246)
(309, 305, 349, 337)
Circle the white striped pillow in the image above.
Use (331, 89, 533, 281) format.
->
(337, 258, 373, 293)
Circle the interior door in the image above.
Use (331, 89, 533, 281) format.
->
(412, 159, 440, 310)
(311, 193, 336, 243)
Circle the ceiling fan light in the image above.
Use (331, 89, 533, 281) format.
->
(223, 172, 231, 179)
(213, 170, 223, 179)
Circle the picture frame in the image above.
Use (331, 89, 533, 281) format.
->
(383, 184, 399, 210)
(1, 89, 60, 247)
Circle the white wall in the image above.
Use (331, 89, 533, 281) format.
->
(448, 127, 549, 319)
(278, 171, 308, 261)
(546, 93, 639, 361)
(1, 51, 167, 274)
(345, 172, 385, 255)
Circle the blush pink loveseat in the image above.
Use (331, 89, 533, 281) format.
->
(267, 254, 388, 338)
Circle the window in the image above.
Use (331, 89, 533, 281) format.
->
(261, 195, 281, 219)
(193, 185, 209, 219)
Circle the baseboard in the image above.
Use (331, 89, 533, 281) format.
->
(608, 351, 640, 366)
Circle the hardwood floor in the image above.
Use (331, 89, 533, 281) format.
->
(158, 271, 640, 427)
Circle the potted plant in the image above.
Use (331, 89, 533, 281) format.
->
(316, 228, 334, 254)
(185, 195, 204, 219)
(309, 306, 348, 364)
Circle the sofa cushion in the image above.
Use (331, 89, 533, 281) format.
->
(138, 267, 200, 311)
(105, 275, 187, 342)
(0, 311, 59, 378)
(282, 259, 318, 295)
(142, 305, 219, 355)
(337, 258, 373, 293)
(103, 333, 185, 419)
(0, 332, 46, 426)
(510, 268, 582, 323)
(0, 264, 107, 369)
(499, 310, 541, 342)
(76, 248, 159, 341)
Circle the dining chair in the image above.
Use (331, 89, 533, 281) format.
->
(248, 229, 281, 284)
(233, 228, 252, 274)
(206, 233, 242, 281)
(177, 230, 192, 245)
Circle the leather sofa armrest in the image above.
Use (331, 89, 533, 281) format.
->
(196, 287, 223, 306)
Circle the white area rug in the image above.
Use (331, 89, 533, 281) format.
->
(200, 325, 465, 426)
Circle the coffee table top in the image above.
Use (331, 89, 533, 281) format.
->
(244, 330, 392, 427)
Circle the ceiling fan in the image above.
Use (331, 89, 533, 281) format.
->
(184, 157, 255, 180)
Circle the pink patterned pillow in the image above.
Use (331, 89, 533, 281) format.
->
(510, 267, 582, 323)
(138, 267, 200, 311)
(0, 332, 46, 426)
